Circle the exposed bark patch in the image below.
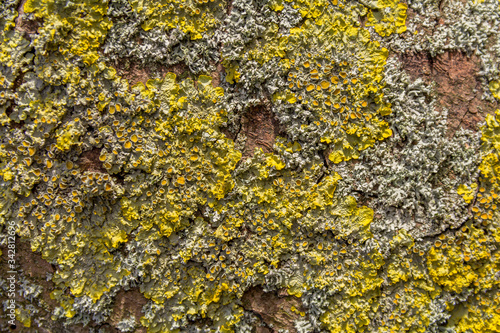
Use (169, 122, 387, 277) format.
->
(78, 148, 107, 173)
(108, 289, 148, 333)
(109, 59, 189, 87)
(111, 60, 152, 87)
(241, 286, 305, 333)
(401, 51, 433, 79)
(15, 241, 53, 282)
(227, 0, 234, 15)
(15, 241, 60, 316)
(210, 62, 225, 88)
(15, 0, 42, 35)
(241, 102, 283, 159)
(256, 326, 273, 333)
(165, 62, 190, 78)
(0, 240, 61, 332)
(401, 51, 498, 135)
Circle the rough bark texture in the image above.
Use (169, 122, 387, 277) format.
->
(1, 0, 500, 332)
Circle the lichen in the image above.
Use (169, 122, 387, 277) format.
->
(129, 0, 227, 39)
(365, 0, 408, 37)
(222, 0, 398, 164)
(1, 0, 500, 332)
(24, 0, 112, 64)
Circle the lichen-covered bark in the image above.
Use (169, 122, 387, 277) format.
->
(1, 0, 500, 332)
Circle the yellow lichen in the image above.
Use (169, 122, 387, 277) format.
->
(365, 0, 408, 36)
(129, 0, 227, 39)
(24, 0, 112, 64)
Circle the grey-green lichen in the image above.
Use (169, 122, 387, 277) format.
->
(1, 0, 500, 332)
(336, 58, 481, 238)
